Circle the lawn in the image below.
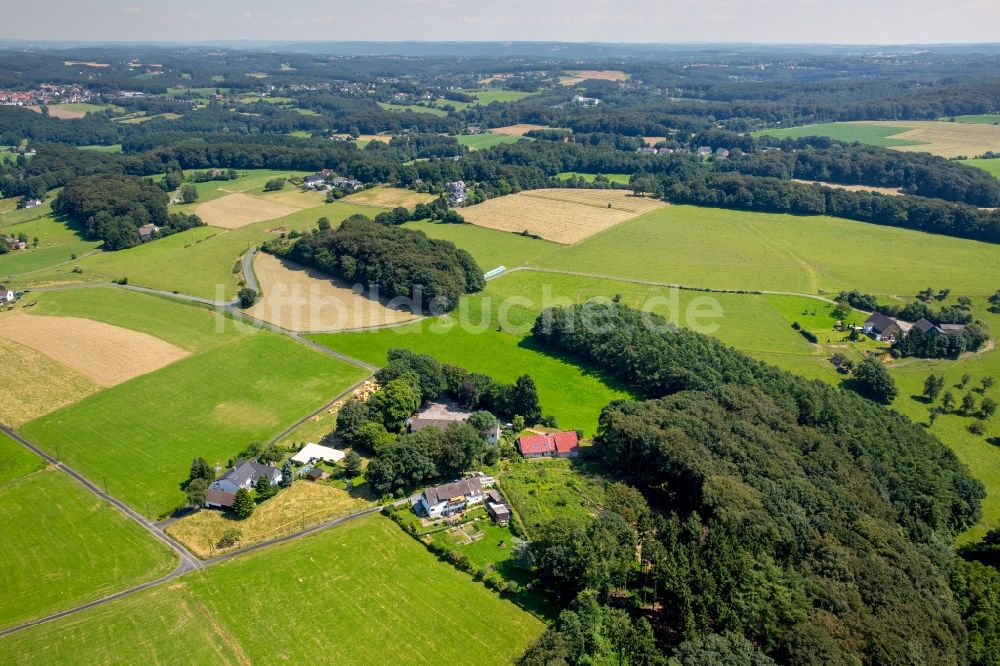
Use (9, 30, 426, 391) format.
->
(401, 219, 561, 270)
(534, 205, 1000, 297)
(469, 89, 535, 105)
(0, 432, 44, 485)
(457, 133, 524, 150)
(755, 122, 926, 147)
(17, 201, 372, 299)
(0, 516, 545, 664)
(556, 171, 631, 185)
(0, 452, 176, 630)
(21, 331, 371, 516)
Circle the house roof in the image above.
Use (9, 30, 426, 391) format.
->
(487, 502, 510, 517)
(423, 477, 483, 506)
(205, 488, 235, 507)
(940, 323, 967, 332)
(485, 489, 504, 504)
(552, 431, 580, 454)
(913, 318, 943, 334)
(220, 460, 279, 487)
(517, 431, 579, 455)
(517, 434, 555, 455)
(291, 443, 344, 465)
(864, 312, 901, 334)
(306, 468, 327, 479)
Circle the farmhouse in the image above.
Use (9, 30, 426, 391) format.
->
(302, 173, 328, 189)
(862, 312, 911, 342)
(330, 176, 363, 191)
(420, 476, 484, 518)
(291, 442, 345, 465)
(572, 95, 601, 106)
(445, 180, 468, 205)
(138, 224, 159, 242)
(205, 460, 283, 508)
(0, 285, 15, 304)
(517, 431, 580, 459)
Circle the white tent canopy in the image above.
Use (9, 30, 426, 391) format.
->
(292, 442, 345, 465)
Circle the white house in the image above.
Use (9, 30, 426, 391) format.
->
(419, 477, 484, 519)
(291, 442, 345, 465)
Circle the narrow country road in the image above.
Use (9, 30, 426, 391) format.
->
(0, 422, 392, 639)
(241, 247, 259, 293)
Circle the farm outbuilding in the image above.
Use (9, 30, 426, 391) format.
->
(292, 442, 345, 465)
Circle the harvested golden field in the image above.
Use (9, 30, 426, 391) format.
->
(858, 120, 1000, 158)
(0, 336, 97, 426)
(792, 179, 903, 196)
(561, 70, 628, 85)
(460, 189, 666, 244)
(253, 187, 327, 208)
(26, 105, 84, 119)
(195, 192, 299, 229)
(248, 253, 421, 332)
(490, 124, 558, 136)
(0, 311, 189, 387)
(166, 481, 373, 558)
(343, 185, 436, 209)
(643, 136, 667, 146)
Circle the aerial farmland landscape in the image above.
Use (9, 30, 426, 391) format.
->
(3, 2, 1000, 664)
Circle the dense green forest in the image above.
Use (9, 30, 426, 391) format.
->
(52, 174, 203, 249)
(524, 302, 989, 664)
(264, 216, 484, 313)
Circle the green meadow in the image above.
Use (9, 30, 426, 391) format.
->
(755, 122, 927, 147)
(402, 219, 561, 270)
(534, 205, 1000, 297)
(961, 157, 1000, 178)
(0, 206, 102, 276)
(556, 171, 631, 185)
(170, 168, 314, 209)
(16, 201, 371, 299)
(0, 516, 544, 664)
(457, 133, 523, 150)
(378, 102, 449, 117)
(22, 327, 370, 516)
(947, 114, 1000, 124)
(0, 438, 176, 630)
(79, 144, 123, 153)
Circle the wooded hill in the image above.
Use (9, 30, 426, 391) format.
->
(524, 302, 987, 664)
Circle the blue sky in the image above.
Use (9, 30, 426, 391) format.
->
(3, 0, 999, 44)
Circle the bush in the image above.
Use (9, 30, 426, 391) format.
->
(216, 528, 242, 548)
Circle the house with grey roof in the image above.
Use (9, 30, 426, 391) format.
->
(205, 460, 283, 508)
(419, 476, 484, 519)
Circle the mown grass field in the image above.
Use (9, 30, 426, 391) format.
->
(962, 157, 1000, 178)
(15, 201, 372, 299)
(378, 102, 449, 117)
(755, 122, 926, 147)
(21, 330, 370, 516)
(457, 133, 524, 150)
(947, 114, 1000, 124)
(0, 516, 544, 664)
(342, 185, 436, 209)
(401, 219, 561, 270)
(79, 144, 123, 153)
(0, 206, 102, 276)
(535, 204, 1000, 297)
(0, 440, 176, 630)
(556, 171, 631, 184)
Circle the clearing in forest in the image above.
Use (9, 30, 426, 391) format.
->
(488, 124, 560, 136)
(791, 179, 903, 196)
(248, 253, 420, 332)
(0, 311, 188, 387)
(195, 192, 299, 229)
(460, 188, 665, 244)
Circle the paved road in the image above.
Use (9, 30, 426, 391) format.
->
(0, 423, 390, 638)
(241, 247, 259, 293)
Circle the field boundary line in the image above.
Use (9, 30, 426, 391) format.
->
(499, 267, 838, 304)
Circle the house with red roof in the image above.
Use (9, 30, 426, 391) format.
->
(516, 431, 580, 459)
